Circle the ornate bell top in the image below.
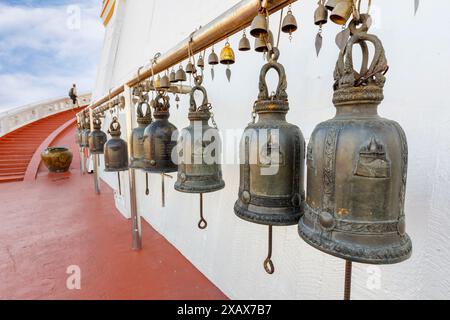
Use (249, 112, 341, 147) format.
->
(136, 101, 152, 126)
(152, 93, 171, 120)
(333, 14, 388, 107)
(108, 117, 122, 137)
(254, 47, 289, 115)
(93, 117, 102, 130)
(188, 76, 212, 122)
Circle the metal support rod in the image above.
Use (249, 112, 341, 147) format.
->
(264, 225, 275, 275)
(77, 0, 296, 116)
(198, 193, 208, 230)
(344, 260, 353, 300)
(93, 155, 100, 194)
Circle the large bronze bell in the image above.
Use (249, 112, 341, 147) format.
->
(104, 117, 128, 172)
(298, 15, 412, 265)
(88, 116, 107, 154)
(80, 116, 91, 148)
(143, 93, 178, 174)
(250, 12, 268, 38)
(235, 48, 305, 274)
(130, 100, 152, 169)
(175, 76, 225, 229)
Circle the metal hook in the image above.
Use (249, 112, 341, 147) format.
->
(198, 193, 208, 230)
(263, 225, 275, 274)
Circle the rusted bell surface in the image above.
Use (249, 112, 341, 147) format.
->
(315, 4, 329, 25)
(234, 48, 305, 226)
(254, 30, 274, 53)
(281, 10, 298, 34)
(88, 117, 107, 155)
(220, 42, 235, 65)
(239, 33, 251, 51)
(250, 12, 268, 38)
(104, 117, 128, 172)
(175, 77, 225, 194)
(175, 66, 187, 82)
(143, 94, 178, 173)
(130, 100, 152, 169)
(330, 0, 353, 25)
(80, 117, 91, 148)
(298, 15, 412, 264)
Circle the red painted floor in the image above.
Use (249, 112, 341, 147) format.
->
(0, 124, 227, 300)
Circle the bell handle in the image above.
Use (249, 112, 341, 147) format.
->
(258, 48, 288, 101)
(189, 84, 209, 112)
(153, 93, 170, 111)
(136, 102, 144, 118)
(108, 116, 121, 135)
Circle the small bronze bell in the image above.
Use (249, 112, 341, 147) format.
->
(238, 32, 251, 51)
(315, 3, 329, 25)
(197, 54, 205, 69)
(250, 12, 268, 38)
(235, 48, 305, 274)
(160, 74, 171, 89)
(169, 68, 177, 83)
(154, 74, 162, 89)
(298, 15, 412, 265)
(185, 61, 195, 74)
(325, 0, 341, 11)
(80, 116, 91, 148)
(130, 100, 152, 169)
(330, 0, 353, 25)
(281, 8, 298, 35)
(88, 117, 107, 154)
(104, 117, 128, 172)
(208, 48, 219, 65)
(143, 93, 178, 174)
(175, 65, 187, 82)
(254, 30, 274, 53)
(175, 76, 225, 229)
(220, 42, 235, 65)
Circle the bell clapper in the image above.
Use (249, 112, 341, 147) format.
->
(198, 193, 208, 230)
(263, 225, 275, 275)
(117, 171, 121, 196)
(161, 173, 165, 207)
(145, 173, 150, 196)
(344, 260, 353, 300)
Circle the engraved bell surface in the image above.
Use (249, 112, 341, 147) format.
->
(234, 48, 305, 226)
(298, 15, 412, 264)
(143, 93, 178, 173)
(130, 100, 152, 169)
(88, 117, 107, 155)
(104, 117, 129, 172)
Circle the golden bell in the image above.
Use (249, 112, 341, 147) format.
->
(220, 42, 235, 65)
(169, 69, 176, 83)
(315, 4, 329, 25)
(281, 10, 298, 34)
(160, 74, 170, 89)
(239, 34, 251, 51)
(254, 30, 274, 53)
(185, 61, 195, 74)
(208, 49, 219, 65)
(325, 0, 341, 11)
(330, 0, 353, 25)
(175, 65, 187, 82)
(154, 74, 161, 88)
(250, 12, 268, 38)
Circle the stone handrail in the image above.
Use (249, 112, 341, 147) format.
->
(0, 93, 91, 137)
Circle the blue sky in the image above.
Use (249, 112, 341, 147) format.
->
(0, 0, 104, 110)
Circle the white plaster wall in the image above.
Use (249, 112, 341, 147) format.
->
(95, 0, 450, 299)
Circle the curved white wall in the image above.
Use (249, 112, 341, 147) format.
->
(95, 0, 450, 299)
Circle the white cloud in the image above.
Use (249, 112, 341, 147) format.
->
(0, 1, 104, 111)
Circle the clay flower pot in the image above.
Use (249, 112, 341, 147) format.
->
(41, 147, 73, 173)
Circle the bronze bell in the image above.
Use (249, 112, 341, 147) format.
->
(143, 93, 178, 174)
(104, 117, 128, 172)
(254, 30, 274, 53)
(325, 0, 341, 11)
(250, 12, 268, 38)
(154, 74, 162, 89)
(175, 76, 225, 229)
(185, 61, 195, 74)
(160, 74, 170, 89)
(220, 42, 235, 65)
(208, 48, 219, 65)
(298, 15, 412, 265)
(169, 68, 177, 83)
(88, 117, 107, 154)
(130, 100, 152, 169)
(197, 54, 205, 69)
(235, 48, 305, 274)
(330, 0, 353, 25)
(80, 117, 91, 148)
(315, 3, 329, 25)
(238, 33, 251, 51)
(281, 9, 298, 35)
(175, 65, 187, 82)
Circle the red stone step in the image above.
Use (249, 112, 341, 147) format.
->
(0, 175, 24, 183)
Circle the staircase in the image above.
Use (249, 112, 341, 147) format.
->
(0, 108, 82, 183)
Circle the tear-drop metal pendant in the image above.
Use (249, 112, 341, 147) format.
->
(335, 27, 350, 50)
(315, 29, 323, 57)
(226, 66, 231, 82)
